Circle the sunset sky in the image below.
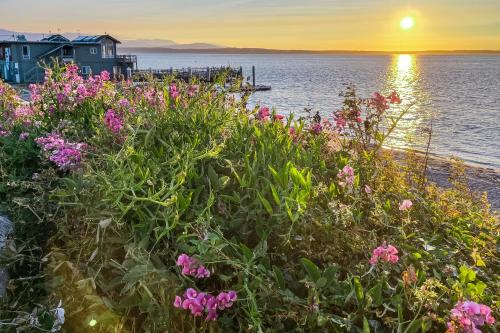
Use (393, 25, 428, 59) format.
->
(1, 0, 499, 51)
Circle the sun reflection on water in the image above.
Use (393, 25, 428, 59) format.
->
(384, 54, 427, 149)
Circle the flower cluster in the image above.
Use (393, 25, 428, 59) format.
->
(371, 91, 401, 111)
(369, 242, 399, 265)
(35, 134, 87, 171)
(30, 64, 112, 113)
(173, 288, 237, 321)
(446, 301, 495, 333)
(256, 106, 271, 121)
(170, 83, 180, 99)
(399, 199, 413, 211)
(176, 254, 210, 279)
(104, 109, 124, 133)
(337, 165, 355, 187)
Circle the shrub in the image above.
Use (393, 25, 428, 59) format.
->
(0, 65, 497, 332)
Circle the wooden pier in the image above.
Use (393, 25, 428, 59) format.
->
(132, 66, 243, 83)
(130, 65, 271, 91)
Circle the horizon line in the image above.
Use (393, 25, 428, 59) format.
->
(118, 46, 500, 55)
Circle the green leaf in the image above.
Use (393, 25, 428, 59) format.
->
(315, 277, 328, 289)
(368, 280, 383, 307)
(257, 192, 273, 215)
(323, 265, 339, 284)
(363, 317, 371, 333)
(353, 277, 364, 305)
(300, 258, 321, 282)
(273, 266, 285, 289)
(269, 183, 281, 206)
(207, 165, 220, 189)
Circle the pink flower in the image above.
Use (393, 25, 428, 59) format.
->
(257, 107, 270, 121)
(388, 91, 402, 104)
(369, 242, 399, 265)
(274, 114, 285, 121)
(173, 289, 238, 322)
(169, 83, 180, 99)
(76, 84, 87, 97)
(104, 109, 124, 133)
(337, 165, 355, 187)
(334, 112, 347, 130)
(0, 130, 10, 137)
(36, 134, 87, 171)
(399, 199, 413, 211)
(175, 254, 210, 279)
(19, 132, 29, 141)
(118, 98, 130, 108)
(187, 85, 199, 97)
(371, 92, 389, 111)
(447, 301, 495, 333)
(364, 185, 372, 194)
(173, 296, 182, 308)
(311, 122, 323, 134)
(100, 70, 111, 81)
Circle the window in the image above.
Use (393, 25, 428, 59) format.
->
(90, 47, 97, 55)
(81, 66, 92, 75)
(22, 45, 30, 60)
(101, 39, 115, 58)
(62, 46, 73, 57)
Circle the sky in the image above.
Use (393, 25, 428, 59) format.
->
(1, 0, 499, 51)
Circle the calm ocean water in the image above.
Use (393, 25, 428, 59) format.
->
(135, 53, 500, 169)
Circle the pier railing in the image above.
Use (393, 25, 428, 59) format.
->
(132, 66, 243, 83)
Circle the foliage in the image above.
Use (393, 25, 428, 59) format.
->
(0, 65, 498, 332)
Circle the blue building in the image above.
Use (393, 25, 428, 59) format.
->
(0, 34, 136, 83)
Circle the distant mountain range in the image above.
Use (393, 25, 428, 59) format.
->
(0, 28, 222, 49)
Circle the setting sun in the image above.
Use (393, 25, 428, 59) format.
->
(400, 16, 415, 30)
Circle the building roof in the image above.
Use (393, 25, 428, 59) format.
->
(40, 34, 70, 42)
(72, 35, 121, 44)
(1, 34, 121, 44)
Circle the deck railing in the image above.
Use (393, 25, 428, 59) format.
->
(117, 55, 137, 64)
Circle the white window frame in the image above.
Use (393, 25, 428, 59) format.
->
(81, 66, 92, 75)
(22, 45, 30, 60)
(101, 39, 115, 59)
(90, 47, 97, 55)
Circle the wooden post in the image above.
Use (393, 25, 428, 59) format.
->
(207, 67, 211, 82)
(252, 66, 256, 87)
(188, 67, 192, 80)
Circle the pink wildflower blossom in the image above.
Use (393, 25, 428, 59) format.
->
(311, 122, 323, 134)
(169, 83, 180, 99)
(447, 301, 495, 333)
(337, 165, 355, 187)
(36, 134, 87, 171)
(274, 114, 285, 121)
(19, 132, 29, 141)
(187, 84, 199, 97)
(364, 185, 372, 194)
(399, 199, 413, 211)
(174, 289, 237, 321)
(369, 242, 399, 265)
(371, 92, 389, 111)
(176, 253, 210, 279)
(100, 70, 111, 81)
(388, 91, 402, 104)
(104, 109, 124, 133)
(257, 107, 270, 121)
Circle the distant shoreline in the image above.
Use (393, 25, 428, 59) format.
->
(118, 47, 500, 55)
